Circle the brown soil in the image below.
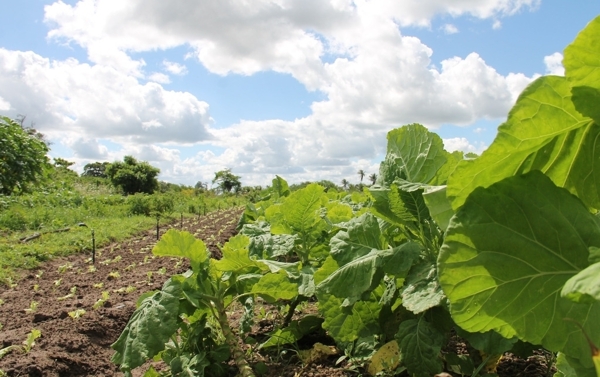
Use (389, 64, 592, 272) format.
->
(0, 207, 555, 377)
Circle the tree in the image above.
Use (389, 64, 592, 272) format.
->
(0, 116, 50, 195)
(368, 173, 377, 185)
(357, 169, 365, 183)
(212, 169, 241, 194)
(340, 178, 349, 190)
(82, 162, 110, 178)
(105, 156, 160, 195)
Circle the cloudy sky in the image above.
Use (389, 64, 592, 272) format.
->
(0, 0, 598, 187)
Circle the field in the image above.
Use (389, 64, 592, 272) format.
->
(0, 207, 554, 377)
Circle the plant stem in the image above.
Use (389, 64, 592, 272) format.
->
(213, 301, 255, 377)
(282, 297, 301, 328)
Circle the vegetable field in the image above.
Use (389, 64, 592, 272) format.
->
(0, 208, 242, 375)
(1, 13, 599, 377)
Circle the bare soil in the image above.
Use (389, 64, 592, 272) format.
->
(0, 208, 555, 377)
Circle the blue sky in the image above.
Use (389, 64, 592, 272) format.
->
(0, 0, 598, 186)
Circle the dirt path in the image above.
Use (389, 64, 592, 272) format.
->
(0, 208, 242, 376)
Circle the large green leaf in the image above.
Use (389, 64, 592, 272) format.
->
(272, 175, 291, 198)
(213, 235, 262, 273)
(317, 243, 419, 306)
(153, 230, 208, 272)
(439, 171, 600, 368)
(330, 212, 385, 266)
(561, 262, 600, 304)
(251, 270, 298, 302)
(112, 278, 182, 373)
(395, 317, 444, 377)
(280, 183, 325, 234)
(564, 15, 600, 124)
(400, 261, 445, 314)
(317, 291, 381, 344)
(422, 185, 454, 231)
(378, 123, 447, 186)
(447, 75, 598, 210)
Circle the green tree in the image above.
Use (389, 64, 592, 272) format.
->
(368, 173, 377, 185)
(340, 178, 349, 190)
(105, 156, 160, 195)
(0, 116, 50, 195)
(212, 169, 241, 194)
(357, 169, 365, 183)
(82, 162, 110, 178)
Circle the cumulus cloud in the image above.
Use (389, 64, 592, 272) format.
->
(0, 0, 544, 186)
(544, 52, 564, 76)
(0, 48, 213, 146)
(443, 137, 486, 154)
(442, 24, 459, 34)
(163, 60, 188, 75)
(148, 72, 171, 84)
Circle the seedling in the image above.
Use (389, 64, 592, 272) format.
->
(108, 271, 121, 279)
(57, 286, 77, 301)
(58, 262, 73, 274)
(68, 309, 86, 320)
(92, 291, 110, 309)
(53, 278, 62, 287)
(157, 267, 166, 275)
(0, 299, 4, 306)
(33, 284, 39, 292)
(93, 282, 104, 288)
(24, 301, 39, 314)
(23, 329, 41, 353)
(88, 266, 97, 273)
(35, 271, 44, 279)
(113, 286, 136, 294)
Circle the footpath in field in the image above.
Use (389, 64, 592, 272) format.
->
(0, 208, 241, 376)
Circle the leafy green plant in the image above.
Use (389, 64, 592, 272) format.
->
(112, 230, 300, 377)
(436, 15, 600, 377)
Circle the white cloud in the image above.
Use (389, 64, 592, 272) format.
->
(544, 52, 564, 76)
(442, 24, 459, 34)
(163, 60, 188, 75)
(0, 0, 544, 186)
(492, 19, 502, 29)
(148, 72, 171, 84)
(443, 137, 486, 154)
(0, 96, 10, 111)
(0, 48, 213, 145)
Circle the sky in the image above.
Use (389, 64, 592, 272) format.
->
(0, 0, 598, 188)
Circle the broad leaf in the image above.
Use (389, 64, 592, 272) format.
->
(564, 15, 600, 124)
(280, 183, 325, 234)
(400, 261, 445, 314)
(422, 185, 454, 231)
(447, 75, 599, 211)
(330, 212, 385, 266)
(378, 123, 447, 186)
(317, 242, 419, 305)
(272, 175, 291, 198)
(251, 271, 298, 302)
(317, 291, 381, 344)
(214, 235, 261, 273)
(112, 278, 182, 372)
(439, 171, 600, 368)
(395, 317, 444, 377)
(153, 230, 208, 272)
(562, 262, 600, 304)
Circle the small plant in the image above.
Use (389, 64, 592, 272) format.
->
(68, 309, 86, 319)
(93, 291, 110, 309)
(58, 262, 73, 274)
(108, 271, 121, 279)
(157, 267, 166, 275)
(113, 286, 136, 294)
(24, 301, 39, 314)
(88, 266, 97, 273)
(33, 284, 39, 292)
(53, 278, 62, 287)
(0, 299, 4, 306)
(23, 329, 41, 353)
(57, 286, 77, 301)
(93, 282, 104, 288)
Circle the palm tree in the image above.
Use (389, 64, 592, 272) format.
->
(341, 179, 349, 190)
(357, 169, 365, 183)
(368, 173, 377, 185)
